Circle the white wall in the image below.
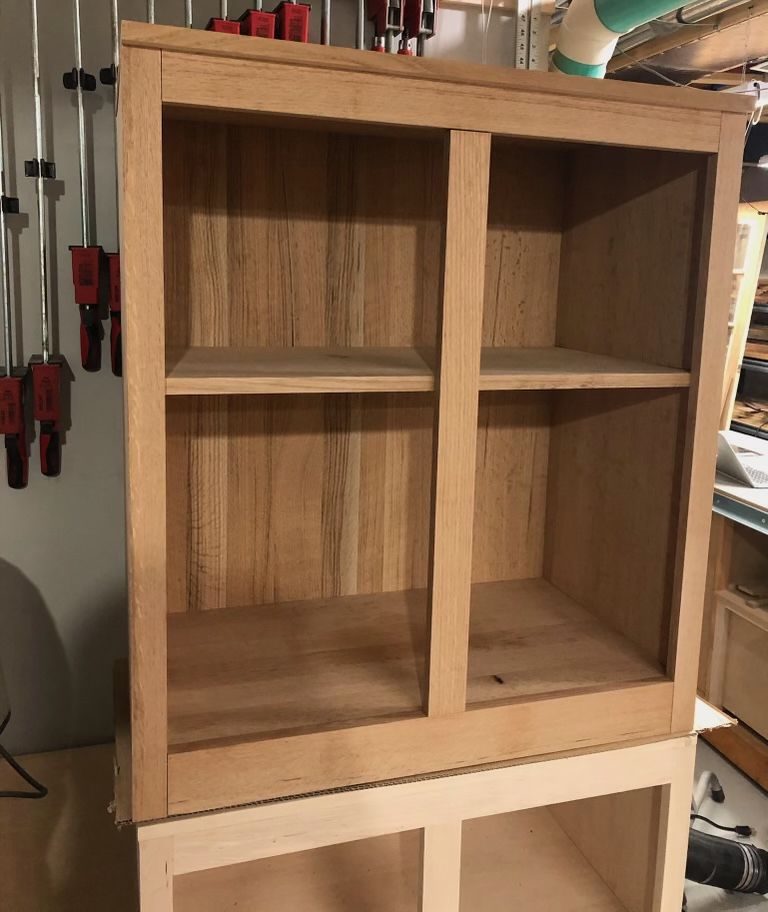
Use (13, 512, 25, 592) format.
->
(0, 0, 515, 755)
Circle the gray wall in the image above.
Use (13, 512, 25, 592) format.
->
(0, 0, 516, 756)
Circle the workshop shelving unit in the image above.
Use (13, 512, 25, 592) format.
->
(120, 23, 748, 821)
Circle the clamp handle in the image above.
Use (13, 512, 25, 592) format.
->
(5, 435, 29, 490)
(62, 67, 97, 91)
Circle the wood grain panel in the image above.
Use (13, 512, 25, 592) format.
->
(552, 788, 662, 912)
(167, 680, 673, 815)
(426, 131, 490, 716)
(557, 147, 706, 370)
(175, 831, 422, 912)
(483, 145, 564, 347)
(166, 393, 434, 613)
(545, 388, 686, 666)
(473, 392, 551, 583)
(163, 121, 443, 352)
(159, 50, 725, 153)
(667, 114, 745, 732)
(120, 44, 168, 821)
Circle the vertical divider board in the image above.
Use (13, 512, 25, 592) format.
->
(120, 44, 169, 822)
(427, 131, 491, 717)
(667, 113, 745, 732)
(420, 823, 463, 912)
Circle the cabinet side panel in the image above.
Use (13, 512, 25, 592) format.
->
(668, 115, 745, 731)
(551, 788, 662, 912)
(121, 46, 168, 820)
(557, 147, 705, 370)
(545, 388, 686, 666)
(483, 145, 564, 347)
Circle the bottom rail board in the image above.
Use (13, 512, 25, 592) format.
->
(167, 680, 674, 815)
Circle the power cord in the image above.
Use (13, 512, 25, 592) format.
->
(691, 812, 754, 838)
(0, 711, 48, 799)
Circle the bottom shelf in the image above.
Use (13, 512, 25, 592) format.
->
(172, 809, 627, 911)
(168, 578, 664, 750)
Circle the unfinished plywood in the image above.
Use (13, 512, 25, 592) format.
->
(175, 831, 421, 912)
(163, 121, 444, 352)
(166, 393, 434, 613)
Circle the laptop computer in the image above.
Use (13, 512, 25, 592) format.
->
(716, 432, 768, 488)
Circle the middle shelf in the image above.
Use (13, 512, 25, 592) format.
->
(166, 345, 691, 396)
(167, 578, 664, 751)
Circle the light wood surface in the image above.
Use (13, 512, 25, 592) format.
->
(166, 393, 434, 613)
(120, 44, 168, 822)
(545, 389, 686, 666)
(0, 745, 137, 912)
(722, 611, 768, 737)
(121, 22, 752, 116)
(160, 48, 725, 154)
(557, 146, 705, 370)
(166, 344, 690, 395)
(175, 831, 421, 911)
(167, 681, 672, 815)
(666, 113, 745, 733)
(163, 121, 443, 353)
(166, 347, 435, 394)
(134, 736, 696, 912)
(166, 578, 664, 750)
(421, 823, 462, 912)
(120, 23, 745, 821)
(480, 347, 691, 390)
(426, 131, 490, 717)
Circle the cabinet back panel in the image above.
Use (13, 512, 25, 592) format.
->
(483, 146, 565, 347)
(166, 394, 434, 613)
(545, 389, 686, 666)
(473, 392, 552, 583)
(558, 147, 705, 369)
(163, 119, 444, 350)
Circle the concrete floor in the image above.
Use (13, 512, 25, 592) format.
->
(687, 742, 768, 910)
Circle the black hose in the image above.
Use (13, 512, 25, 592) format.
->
(687, 828, 768, 894)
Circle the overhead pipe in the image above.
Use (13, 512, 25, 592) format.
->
(553, 0, 708, 77)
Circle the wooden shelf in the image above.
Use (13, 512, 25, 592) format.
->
(479, 347, 691, 391)
(166, 345, 689, 396)
(173, 808, 627, 911)
(167, 578, 663, 750)
(166, 347, 435, 395)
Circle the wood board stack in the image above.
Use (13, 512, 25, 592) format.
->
(117, 21, 751, 909)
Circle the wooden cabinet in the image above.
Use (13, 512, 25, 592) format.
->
(120, 23, 749, 821)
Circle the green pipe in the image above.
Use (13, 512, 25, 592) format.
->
(594, 0, 684, 34)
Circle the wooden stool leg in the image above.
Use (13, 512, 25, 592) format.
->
(139, 834, 174, 912)
(420, 822, 463, 912)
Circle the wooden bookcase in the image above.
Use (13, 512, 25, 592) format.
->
(120, 22, 750, 821)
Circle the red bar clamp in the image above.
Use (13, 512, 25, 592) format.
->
(275, 2, 311, 41)
(31, 361, 62, 478)
(206, 16, 241, 33)
(69, 244, 107, 372)
(239, 8, 277, 37)
(0, 374, 28, 489)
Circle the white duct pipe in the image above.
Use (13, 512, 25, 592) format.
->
(552, 0, 697, 77)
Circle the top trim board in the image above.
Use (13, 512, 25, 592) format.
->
(120, 22, 754, 118)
